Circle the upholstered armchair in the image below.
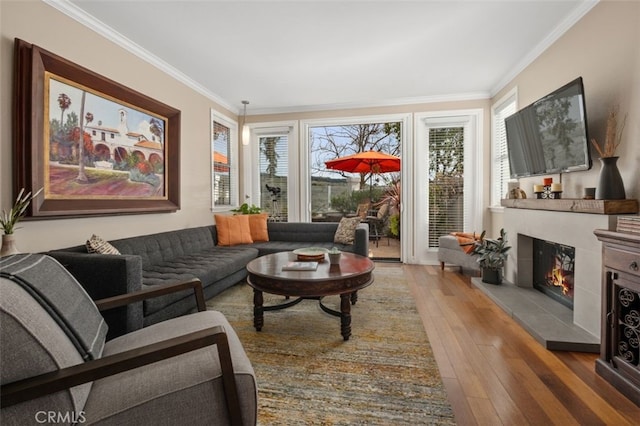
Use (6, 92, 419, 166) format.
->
(1, 254, 257, 425)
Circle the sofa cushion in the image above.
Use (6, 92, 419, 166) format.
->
(110, 226, 216, 268)
(248, 213, 269, 242)
(141, 247, 258, 316)
(214, 215, 253, 246)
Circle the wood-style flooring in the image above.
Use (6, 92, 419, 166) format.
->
(379, 263, 640, 425)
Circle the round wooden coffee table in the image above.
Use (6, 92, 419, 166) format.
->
(246, 251, 375, 340)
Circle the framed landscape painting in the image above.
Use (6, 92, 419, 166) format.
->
(13, 38, 181, 218)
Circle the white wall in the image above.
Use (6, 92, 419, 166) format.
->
(0, 1, 236, 252)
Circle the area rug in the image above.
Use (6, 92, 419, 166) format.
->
(207, 267, 456, 425)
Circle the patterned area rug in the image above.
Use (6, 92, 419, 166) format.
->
(207, 267, 455, 425)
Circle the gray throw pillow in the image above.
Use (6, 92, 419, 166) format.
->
(334, 217, 361, 245)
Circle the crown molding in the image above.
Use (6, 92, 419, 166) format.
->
(248, 92, 491, 116)
(43, 0, 238, 114)
(490, 0, 599, 97)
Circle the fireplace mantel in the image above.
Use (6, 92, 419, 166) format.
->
(501, 198, 639, 215)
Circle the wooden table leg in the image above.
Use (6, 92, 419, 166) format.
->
(340, 293, 352, 341)
(253, 289, 264, 331)
(350, 291, 358, 305)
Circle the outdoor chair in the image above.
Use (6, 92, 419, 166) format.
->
(364, 202, 390, 247)
(1, 253, 257, 425)
(347, 202, 370, 220)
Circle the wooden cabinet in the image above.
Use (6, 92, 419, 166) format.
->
(594, 229, 640, 406)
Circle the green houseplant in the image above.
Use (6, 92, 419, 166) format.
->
(472, 228, 511, 284)
(1, 188, 42, 257)
(231, 203, 262, 215)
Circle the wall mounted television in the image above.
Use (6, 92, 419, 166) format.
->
(505, 77, 592, 178)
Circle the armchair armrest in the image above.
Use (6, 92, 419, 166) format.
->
(48, 251, 144, 337)
(95, 278, 206, 313)
(1, 325, 242, 425)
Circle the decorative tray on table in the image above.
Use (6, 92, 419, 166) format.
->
(292, 247, 328, 262)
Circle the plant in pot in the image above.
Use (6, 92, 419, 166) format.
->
(472, 228, 511, 284)
(1, 187, 43, 257)
(231, 203, 262, 214)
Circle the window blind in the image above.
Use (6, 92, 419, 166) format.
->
(491, 95, 517, 206)
(259, 135, 288, 221)
(212, 120, 234, 207)
(428, 127, 464, 248)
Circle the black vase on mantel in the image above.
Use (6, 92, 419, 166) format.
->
(596, 156, 626, 200)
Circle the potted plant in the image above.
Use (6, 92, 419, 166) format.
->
(1, 187, 42, 256)
(328, 246, 342, 265)
(231, 203, 262, 214)
(472, 228, 511, 284)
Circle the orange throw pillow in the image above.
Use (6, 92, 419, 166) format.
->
(214, 214, 253, 246)
(450, 232, 481, 254)
(248, 213, 269, 242)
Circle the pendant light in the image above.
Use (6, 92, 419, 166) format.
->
(241, 100, 250, 146)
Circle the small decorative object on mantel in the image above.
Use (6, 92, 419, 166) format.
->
(472, 229, 511, 285)
(0, 187, 43, 257)
(506, 181, 527, 199)
(551, 182, 563, 199)
(533, 178, 561, 199)
(591, 105, 627, 200)
(584, 187, 596, 200)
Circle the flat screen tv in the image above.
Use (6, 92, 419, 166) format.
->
(505, 77, 592, 178)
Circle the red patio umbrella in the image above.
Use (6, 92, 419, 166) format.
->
(325, 150, 400, 200)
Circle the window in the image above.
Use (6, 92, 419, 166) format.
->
(308, 122, 401, 217)
(414, 111, 482, 264)
(211, 110, 238, 210)
(491, 89, 517, 206)
(259, 134, 289, 221)
(428, 127, 464, 247)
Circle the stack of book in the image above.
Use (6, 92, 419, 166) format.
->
(617, 216, 640, 234)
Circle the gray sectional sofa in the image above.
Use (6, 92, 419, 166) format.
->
(49, 221, 368, 339)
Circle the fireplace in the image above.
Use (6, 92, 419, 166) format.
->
(499, 205, 623, 343)
(532, 238, 575, 310)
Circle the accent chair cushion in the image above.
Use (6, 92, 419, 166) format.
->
(1, 278, 93, 424)
(83, 310, 258, 425)
(214, 214, 253, 246)
(334, 217, 361, 245)
(0, 254, 108, 360)
(247, 213, 269, 242)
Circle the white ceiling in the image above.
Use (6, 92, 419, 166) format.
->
(56, 0, 597, 115)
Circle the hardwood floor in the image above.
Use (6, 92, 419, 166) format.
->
(379, 263, 640, 425)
